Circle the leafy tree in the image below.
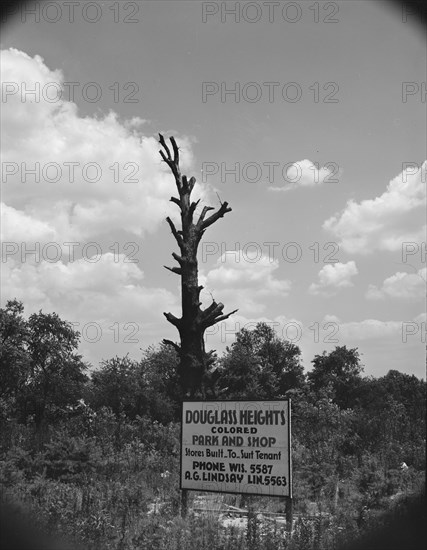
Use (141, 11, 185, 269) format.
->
(139, 343, 181, 422)
(308, 346, 363, 409)
(293, 385, 356, 509)
(88, 346, 181, 423)
(217, 343, 275, 399)
(216, 322, 305, 399)
(88, 355, 144, 418)
(0, 300, 88, 426)
(245, 323, 305, 394)
(23, 309, 88, 426)
(353, 372, 426, 469)
(0, 299, 30, 403)
(377, 370, 426, 423)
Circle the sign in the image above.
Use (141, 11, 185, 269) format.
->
(181, 400, 291, 497)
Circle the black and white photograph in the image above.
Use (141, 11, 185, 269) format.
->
(0, 1, 426, 549)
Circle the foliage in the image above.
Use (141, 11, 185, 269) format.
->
(0, 299, 30, 399)
(0, 300, 88, 427)
(0, 306, 425, 549)
(308, 346, 363, 409)
(216, 322, 305, 399)
(87, 344, 180, 423)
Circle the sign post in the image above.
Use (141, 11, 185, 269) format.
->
(180, 400, 292, 520)
(181, 488, 188, 518)
(286, 497, 293, 533)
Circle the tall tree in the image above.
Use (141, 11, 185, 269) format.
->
(216, 322, 305, 399)
(88, 355, 144, 418)
(308, 346, 363, 409)
(0, 299, 30, 402)
(25, 309, 88, 426)
(0, 300, 88, 426)
(159, 134, 237, 397)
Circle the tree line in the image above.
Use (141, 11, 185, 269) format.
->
(0, 299, 425, 549)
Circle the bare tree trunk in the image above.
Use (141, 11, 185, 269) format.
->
(159, 135, 237, 397)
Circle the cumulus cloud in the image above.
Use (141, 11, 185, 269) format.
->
(331, 318, 402, 340)
(268, 159, 338, 191)
(309, 261, 358, 296)
(413, 312, 426, 323)
(0, 48, 224, 365)
(2, 250, 181, 367)
(2, 253, 177, 326)
(1, 203, 58, 243)
(366, 267, 426, 300)
(319, 314, 421, 341)
(328, 317, 422, 342)
(200, 252, 291, 315)
(323, 163, 426, 254)
(0, 48, 202, 243)
(323, 314, 340, 323)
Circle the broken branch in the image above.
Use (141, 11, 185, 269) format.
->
(201, 202, 232, 230)
(164, 265, 182, 275)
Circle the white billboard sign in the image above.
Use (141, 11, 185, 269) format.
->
(181, 400, 291, 497)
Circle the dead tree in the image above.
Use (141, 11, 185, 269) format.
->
(159, 134, 237, 397)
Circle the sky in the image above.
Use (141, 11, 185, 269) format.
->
(1, 0, 426, 378)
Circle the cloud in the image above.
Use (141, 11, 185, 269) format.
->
(309, 261, 358, 296)
(323, 314, 340, 323)
(2, 253, 180, 367)
(124, 117, 149, 130)
(1, 203, 58, 243)
(314, 315, 425, 379)
(331, 318, 402, 340)
(318, 313, 425, 344)
(323, 163, 426, 254)
(200, 308, 425, 379)
(200, 252, 291, 315)
(268, 159, 337, 191)
(414, 312, 426, 323)
(2, 253, 178, 330)
(0, 48, 231, 366)
(366, 267, 426, 300)
(0, 48, 202, 243)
